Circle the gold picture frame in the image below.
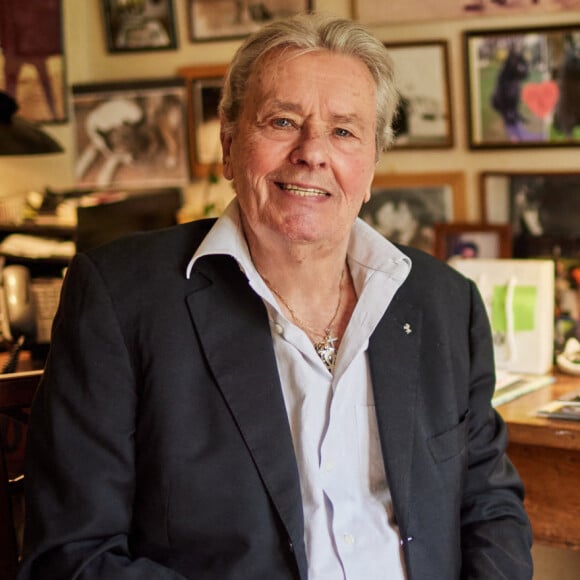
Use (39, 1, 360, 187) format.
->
(178, 64, 228, 179)
(360, 172, 466, 255)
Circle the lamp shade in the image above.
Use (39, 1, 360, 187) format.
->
(0, 91, 64, 155)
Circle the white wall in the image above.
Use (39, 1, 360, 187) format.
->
(1, 0, 579, 221)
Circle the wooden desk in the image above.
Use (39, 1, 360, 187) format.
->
(0, 349, 45, 375)
(497, 373, 580, 550)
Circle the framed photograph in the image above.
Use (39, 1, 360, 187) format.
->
(72, 78, 190, 189)
(0, 0, 67, 123)
(386, 41, 453, 149)
(360, 172, 466, 255)
(178, 64, 228, 179)
(481, 171, 580, 258)
(354, 0, 580, 25)
(101, 0, 178, 53)
(465, 24, 580, 149)
(188, 0, 312, 42)
(433, 223, 512, 261)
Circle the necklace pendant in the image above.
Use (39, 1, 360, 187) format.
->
(314, 330, 338, 373)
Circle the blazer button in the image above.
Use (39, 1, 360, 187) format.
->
(288, 540, 294, 553)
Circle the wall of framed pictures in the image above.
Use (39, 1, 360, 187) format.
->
(1, 0, 579, 227)
(363, 6, 579, 209)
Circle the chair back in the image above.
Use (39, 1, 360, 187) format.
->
(0, 370, 42, 580)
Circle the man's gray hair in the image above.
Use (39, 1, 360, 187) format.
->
(219, 13, 400, 153)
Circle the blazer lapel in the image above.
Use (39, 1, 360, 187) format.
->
(368, 290, 422, 532)
(186, 255, 307, 577)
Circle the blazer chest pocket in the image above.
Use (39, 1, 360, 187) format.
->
(427, 409, 470, 464)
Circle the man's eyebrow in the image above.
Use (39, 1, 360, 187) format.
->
(263, 100, 365, 125)
(330, 113, 364, 126)
(263, 99, 302, 114)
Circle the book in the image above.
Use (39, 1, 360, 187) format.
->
(492, 371, 555, 408)
(536, 400, 580, 421)
(558, 389, 580, 403)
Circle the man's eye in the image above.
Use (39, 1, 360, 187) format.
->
(335, 128, 352, 137)
(273, 118, 293, 128)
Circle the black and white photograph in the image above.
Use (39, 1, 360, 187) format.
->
(360, 173, 466, 255)
(188, 0, 312, 41)
(178, 64, 228, 178)
(387, 41, 453, 148)
(482, 171, 580, 257)
(192, 78, 223, 165)
(101, 0, 178, 53)
(72, 78, 189, 188)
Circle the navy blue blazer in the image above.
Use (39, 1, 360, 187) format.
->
(19, 219, 533, 579)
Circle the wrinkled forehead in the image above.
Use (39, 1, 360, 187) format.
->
(245, 46, 376, 101)
(248, 46, 325, 86)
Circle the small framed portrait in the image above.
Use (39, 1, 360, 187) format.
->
(101, 0, 178, 53)
(465, 24, 580, 148)
(385, 41, 453, 149)
(360, 172, 466, 255)
(433, 223, 512, 262)
(187, 0, 312, 42)
(178, 64, 228, 179)
(481, 171, 580, 258)
(72, 78, 190, 189)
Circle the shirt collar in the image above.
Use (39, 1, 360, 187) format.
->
(185, 198, 255, 280)
(348, 214, 412, 282)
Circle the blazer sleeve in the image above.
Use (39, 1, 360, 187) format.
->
(18, 253, 187, 580)
(459, 279, 533, 580)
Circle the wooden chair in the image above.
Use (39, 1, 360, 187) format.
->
(0, 370, 42, 580)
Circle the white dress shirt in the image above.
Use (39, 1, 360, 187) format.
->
(188, 200, 412, 579)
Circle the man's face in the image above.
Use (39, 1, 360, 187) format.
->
(221, 49, 378, 250)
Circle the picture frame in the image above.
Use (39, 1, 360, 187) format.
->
(101, 0, 178, 53)
(465, 24, 580, 149)
(354, 0, 580, 25)
(188, 0, 312, 42)
(360, 172, 466, 255)
(480, 171, 580, 258)
(178, 64, 228, 179)
(72, 78, 190, 189)
(0, 0, 67, 123)
(386, 41, 453, 149)
(433, 223, 512, 262)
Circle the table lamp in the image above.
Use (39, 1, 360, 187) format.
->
(0, 91, 63, 155)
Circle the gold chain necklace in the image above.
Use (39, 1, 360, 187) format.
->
(265, 268, 345, 373)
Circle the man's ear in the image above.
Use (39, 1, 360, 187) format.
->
(220, 125, 233, 180)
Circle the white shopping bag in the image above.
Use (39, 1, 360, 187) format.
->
(449, 258, 555, 375)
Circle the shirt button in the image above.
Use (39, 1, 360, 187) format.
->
(324, 461, 334, 472)
(274, 323, 283, 335)
(343, 533, 355, 545)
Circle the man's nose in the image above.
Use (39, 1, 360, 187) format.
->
(289, 126, 330, 168)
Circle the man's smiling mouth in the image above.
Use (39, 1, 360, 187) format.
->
(277, 183, 330, 197)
